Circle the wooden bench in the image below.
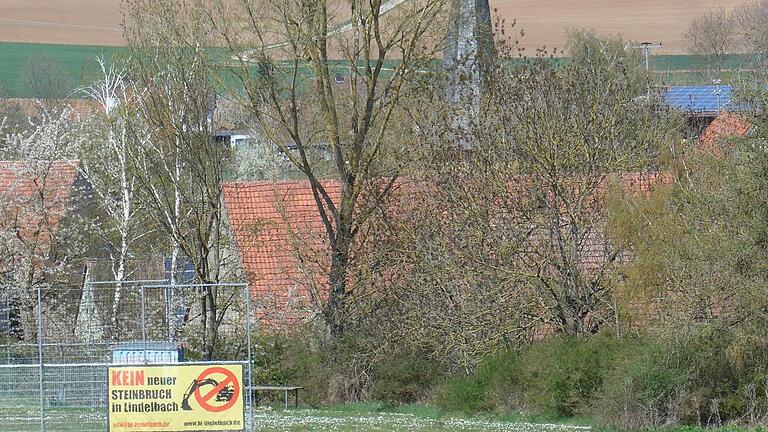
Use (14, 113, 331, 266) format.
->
(249, 385, 304, 409)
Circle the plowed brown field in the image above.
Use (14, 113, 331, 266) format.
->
(498, 0, 744, 54)
(0, 0, 123, 46)
(0, 0, 745, 53)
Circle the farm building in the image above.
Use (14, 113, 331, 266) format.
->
(662, 85, 750, 137)
(221, 174, 668, 332)
(222, 110, 752, 331)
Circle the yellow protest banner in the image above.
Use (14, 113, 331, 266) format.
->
(108, 364, 245, 432)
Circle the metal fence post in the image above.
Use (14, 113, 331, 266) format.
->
(36, 285, 45, 432)
(244, 285, 254, 432)
(140, 284, 147, 364)
(4, 295, 9, 365)
(167, 285, 173, 342)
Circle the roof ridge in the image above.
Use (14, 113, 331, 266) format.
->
(0, 159, 80, 165)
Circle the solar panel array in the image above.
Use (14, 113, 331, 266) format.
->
(664, 85, 733, 113)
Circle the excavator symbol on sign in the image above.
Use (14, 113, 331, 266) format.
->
(181, 378, 235, 411)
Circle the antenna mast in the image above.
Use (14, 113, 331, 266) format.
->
(632, 42, 663, 71)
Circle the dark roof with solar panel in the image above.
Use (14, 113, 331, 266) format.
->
(664, 85, 735, 115)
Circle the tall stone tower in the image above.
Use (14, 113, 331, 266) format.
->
(443, 0, 494, 104)
(442, 0, 494, 147)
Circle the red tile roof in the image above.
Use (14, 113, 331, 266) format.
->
(223, 173, 667, 329)
(0, 161, 79, 268)
(0, 160, 78, 196)
(0, 98, 100, 121)
(697, 113, 751, 156)
(223, 180, 341, 327)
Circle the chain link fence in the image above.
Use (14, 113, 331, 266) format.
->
(0, 281, 254, 432)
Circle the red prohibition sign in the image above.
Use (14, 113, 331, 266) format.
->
(194, 367, 241, 413)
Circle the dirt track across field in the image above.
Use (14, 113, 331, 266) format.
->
(0, 0, 747, 53)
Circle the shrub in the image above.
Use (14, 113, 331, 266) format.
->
(251, 331, 332, 406)
(515, 334, 621, 417)
(435, 334, 620, 416)
(370, 349, 442, 404)
(252, 330, 444, 405)
(434, 372, 494, 413)
(434, 350, 520, 413)
(593, 324, 768, 429)
(592, 335, 691, 429)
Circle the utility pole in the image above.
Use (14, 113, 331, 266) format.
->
(631, 42, 663, 99)
(632, 42, 663, 71)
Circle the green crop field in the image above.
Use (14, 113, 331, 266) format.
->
(0, 42, 394, 98)
(654, 53, 754, 71)
(0, 42, 125, 97)
(0, 42, 760, 98)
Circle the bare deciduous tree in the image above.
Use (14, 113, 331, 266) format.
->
(22, 54, 73, 104)
(732, 0, 768, 78)
(123, 0, 238, 359)
(205, 0, 450, 340)
(362, 33, 676, 370)
(482, 33, 672, 337)
(684, 8, 736, 78)
(733, 1, 768, 52)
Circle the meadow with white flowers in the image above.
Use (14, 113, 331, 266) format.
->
(250, 405, 593, 432)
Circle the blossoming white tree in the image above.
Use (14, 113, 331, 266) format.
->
(0, 107, 84, 341)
